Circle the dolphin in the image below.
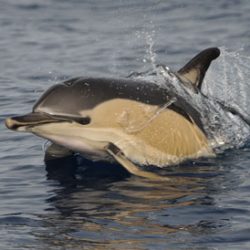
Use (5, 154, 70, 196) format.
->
(5, 47, 220, 179)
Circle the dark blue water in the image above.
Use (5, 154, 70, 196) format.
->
(1, 0, 250, 249)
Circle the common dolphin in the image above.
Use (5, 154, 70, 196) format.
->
(5, 48, 220, 179)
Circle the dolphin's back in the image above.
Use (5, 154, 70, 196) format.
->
(33, 77, 204, 132)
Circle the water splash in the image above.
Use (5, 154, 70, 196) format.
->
(131, 48, 250, 151)
(135, 23, 158, 72)
(200, 48, 250, 148)
(144, 30, 157, 71)
(204, 47, 250, 119)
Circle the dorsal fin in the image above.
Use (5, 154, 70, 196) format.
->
(176, 47, 220, 91)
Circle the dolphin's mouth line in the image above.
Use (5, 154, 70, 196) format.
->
(5, 112, 91, 131)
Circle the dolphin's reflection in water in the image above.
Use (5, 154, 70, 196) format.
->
(36, 156, 230, 250)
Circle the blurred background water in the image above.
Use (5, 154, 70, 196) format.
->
(1, 0, 250, 249)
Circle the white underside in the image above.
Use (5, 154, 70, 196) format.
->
(29, 121, 212, 167)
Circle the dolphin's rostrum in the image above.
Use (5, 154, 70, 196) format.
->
(5, 48, 220, 179)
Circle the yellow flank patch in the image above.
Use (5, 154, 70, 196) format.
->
(83, 98, 212, 166)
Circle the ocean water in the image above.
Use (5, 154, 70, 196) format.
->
(1, 0, 250, 249)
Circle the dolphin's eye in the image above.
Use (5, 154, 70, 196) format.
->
(74, 116, 91, 125)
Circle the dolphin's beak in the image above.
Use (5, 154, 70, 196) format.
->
(5, 112, 69, 131)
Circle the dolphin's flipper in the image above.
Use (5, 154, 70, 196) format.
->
(44, 143, 74, 161)
(105, 143, 168, 180)
(177, 47, 220, 91)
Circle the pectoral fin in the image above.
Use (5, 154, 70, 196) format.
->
(177, 47, 220, 91)
(105, 143, 168, 180)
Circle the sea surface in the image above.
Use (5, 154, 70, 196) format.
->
(1, 0, 250, 249)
